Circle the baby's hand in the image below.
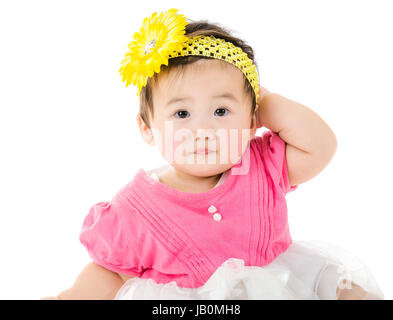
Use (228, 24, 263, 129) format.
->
(258, 85, 272, 105)
(255, 86, 272, 128)
(40, 296, 59, 300)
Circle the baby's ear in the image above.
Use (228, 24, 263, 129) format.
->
(136, 114, 155, 146)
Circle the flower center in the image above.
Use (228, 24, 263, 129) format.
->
(144, 39, 157, 55)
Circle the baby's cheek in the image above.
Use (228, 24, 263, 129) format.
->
(157, 132, 193, 165)
(217, 128, 250, 162)
(238, 128, 253, 154)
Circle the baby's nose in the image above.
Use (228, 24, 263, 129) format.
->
(194, 128, 216, 142)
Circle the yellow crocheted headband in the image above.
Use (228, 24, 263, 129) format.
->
(119, 8, 260, 103)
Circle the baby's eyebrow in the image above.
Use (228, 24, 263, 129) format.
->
(165, 96, 191, 107)
(165, 92, 238, 107)
(213, 92, 239, 102)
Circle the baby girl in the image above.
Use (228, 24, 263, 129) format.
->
(41, 8, 384, 300)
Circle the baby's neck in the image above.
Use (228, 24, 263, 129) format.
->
(159, 167, 223, 193)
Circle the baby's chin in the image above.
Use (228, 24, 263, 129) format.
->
(163, 149, 243, 177)
(171, 162, 233, 178)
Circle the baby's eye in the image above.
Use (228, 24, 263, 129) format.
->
(174, 110, 190, 119)
(214, 107, 229, 117)
(173, 108, 229, 119)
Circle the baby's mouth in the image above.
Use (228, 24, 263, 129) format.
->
(194, 147, 215, 155)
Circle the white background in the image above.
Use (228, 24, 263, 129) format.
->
(0, 0, 392, 300)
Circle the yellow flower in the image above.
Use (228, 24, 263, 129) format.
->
(119, 8, 189, 93)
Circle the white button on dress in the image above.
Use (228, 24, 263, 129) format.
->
(208, 205, 217, 213)
(213, 213, 222, 221)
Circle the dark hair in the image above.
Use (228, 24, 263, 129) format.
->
(138, 19, 259, 128)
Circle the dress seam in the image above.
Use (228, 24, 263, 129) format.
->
(121, 188, 216, 286)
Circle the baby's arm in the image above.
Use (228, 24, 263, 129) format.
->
(42, 262, 129, 300)
(257, 87, 337, 187)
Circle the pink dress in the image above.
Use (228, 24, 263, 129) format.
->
(79, 130, 384, 300)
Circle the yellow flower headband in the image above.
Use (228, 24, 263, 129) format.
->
(119, 8, 260, 103)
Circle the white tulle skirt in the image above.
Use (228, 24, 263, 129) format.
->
(114, 240, 384, 300)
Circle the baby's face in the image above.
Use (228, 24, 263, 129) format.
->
(139, 59, 258, 177)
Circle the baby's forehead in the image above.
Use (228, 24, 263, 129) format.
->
(153, 60, 247, 97)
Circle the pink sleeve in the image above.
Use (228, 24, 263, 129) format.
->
(79, 201, 144, 277)
(259, 130, 298, 195)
